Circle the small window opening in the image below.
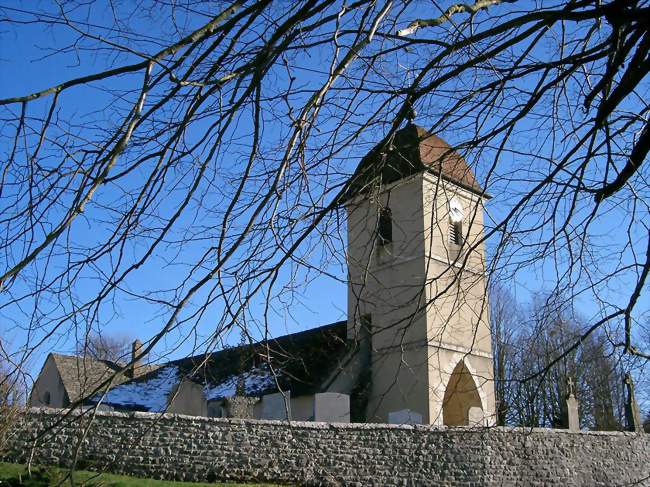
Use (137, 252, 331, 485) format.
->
(378, 208, 392, 245)
(43, 391, 51, 406)
(449, 220, 463, 246)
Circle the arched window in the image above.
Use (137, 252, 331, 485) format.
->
(43, 391, 51, 406)
(378, 207, 392, 245)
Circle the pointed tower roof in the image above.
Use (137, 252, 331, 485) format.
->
(350, 124, 487, 197)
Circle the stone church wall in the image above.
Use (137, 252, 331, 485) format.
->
(4, 408, 649, 486)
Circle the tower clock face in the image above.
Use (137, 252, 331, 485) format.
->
(449, 198, 464, 223)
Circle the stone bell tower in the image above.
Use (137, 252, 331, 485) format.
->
(346, 123, 496, 425)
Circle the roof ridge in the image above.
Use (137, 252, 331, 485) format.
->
(50, 352, 122, 369)
(176, 319, 347, 364)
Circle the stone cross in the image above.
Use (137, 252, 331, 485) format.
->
(566, 377, 575, 398)
(565, 376, 579, 431)
(624, 373, 643, 433)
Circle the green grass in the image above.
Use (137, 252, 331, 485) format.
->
(0, 462, 279, 486)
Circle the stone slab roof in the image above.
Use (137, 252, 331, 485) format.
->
(49, 353, 126, 403)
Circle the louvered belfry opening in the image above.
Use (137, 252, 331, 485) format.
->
(449, 220, 462, 246)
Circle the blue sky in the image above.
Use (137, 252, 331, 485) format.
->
(0, 1, 351, 372)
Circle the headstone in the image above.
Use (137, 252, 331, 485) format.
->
(314, 393, 350, 423)
(207, 401, 225, 418)
(262, 391, 291, 420)
(468, 407, 484, 426)
(624, 373, 643, 433)
(225, 396, 257, 419)
(388, 409, 423, 425)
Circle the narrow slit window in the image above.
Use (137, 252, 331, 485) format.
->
(360, 314, 372, 347)
(361, 314, 372, 333)
(449, 220, 462, 246)
(378, 208, 392, 245)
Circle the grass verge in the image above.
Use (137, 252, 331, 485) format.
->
(0, 462, 279, 486)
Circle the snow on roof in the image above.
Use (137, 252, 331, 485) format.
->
(177, 320, 349, 399)
(98, 365, 180, 412)
(204, 364, 276, 401)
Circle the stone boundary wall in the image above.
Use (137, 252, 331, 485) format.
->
(3, 408, 649, 486)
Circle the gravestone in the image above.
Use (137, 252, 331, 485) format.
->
(314, 393, 350, 423)
(388, 409, 423, 425)
(262, 391, 291, 420)
(468, 407, 484, 426)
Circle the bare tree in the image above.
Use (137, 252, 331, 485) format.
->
(0, 340, 25, 456)
(489, 282, 522, 426)
(491, 290, 641, 430)
(77, 334, 132, 364)
(0, 0, 647, 424)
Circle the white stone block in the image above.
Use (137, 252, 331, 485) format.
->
(468, 406, 484, 426)
(261, 391, 291, 420)
(314, 393, 350, 423)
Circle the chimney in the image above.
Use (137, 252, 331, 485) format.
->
(130, 339, 143, 379)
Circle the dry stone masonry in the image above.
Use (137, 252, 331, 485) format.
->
(4, 408, 649, 486)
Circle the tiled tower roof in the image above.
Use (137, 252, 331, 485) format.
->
(350, 123, 486, 197)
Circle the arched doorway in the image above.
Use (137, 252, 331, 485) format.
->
(442, 360, 483, 426)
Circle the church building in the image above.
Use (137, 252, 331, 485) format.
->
(30, 122, 496, 427)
